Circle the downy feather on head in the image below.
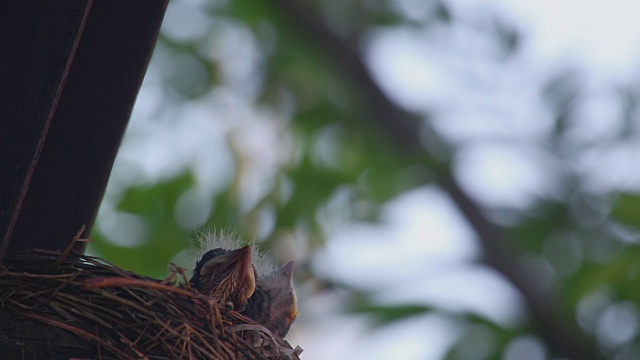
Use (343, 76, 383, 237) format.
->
(190, 228, 274, 276)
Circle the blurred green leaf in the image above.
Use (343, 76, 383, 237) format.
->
(509, 202, 569, 254)
(564, 246, 640, 307)
(612, 193, 640, 228)
(90, 173, 195, 278)
(355, 303, 435, 327)
(118, 172, 194, 215)
(348, 292, 436, 327)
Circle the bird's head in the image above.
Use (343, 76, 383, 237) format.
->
(243, 261, 298, 338)
(190, 245, 257, 311)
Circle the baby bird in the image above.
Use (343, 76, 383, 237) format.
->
(242, 261, 298, 338)
(190, 231, 298, 337)
(190, 245, 256, 311)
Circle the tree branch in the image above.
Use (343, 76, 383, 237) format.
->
(273, 1, 600, 358)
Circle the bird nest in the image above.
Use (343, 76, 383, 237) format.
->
(0, 250, 302, 360)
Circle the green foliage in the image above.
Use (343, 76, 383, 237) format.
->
(564, 247, 640, 307)
(91, 173, 195, 278)
(508, 202, 570, 254)
(612, 192, 640, 228)
(348, 292, 436, 327)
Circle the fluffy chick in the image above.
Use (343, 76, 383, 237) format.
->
(242, 261, 298, 338)
(191, 231, 298, 337)
(190, 246, 256, 311)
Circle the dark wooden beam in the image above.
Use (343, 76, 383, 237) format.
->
(0, 1, 168, 258)
(0, 0, 93, 258)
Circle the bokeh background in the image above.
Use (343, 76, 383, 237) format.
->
(88, 0, 640, 359)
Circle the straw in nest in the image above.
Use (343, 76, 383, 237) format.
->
(0, 250, 303, 360)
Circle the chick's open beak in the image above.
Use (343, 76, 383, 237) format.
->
(237, 246, 256, 300)
(279, 261, 298, 320)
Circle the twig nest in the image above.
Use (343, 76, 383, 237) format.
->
(0, 250, 303, 360)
